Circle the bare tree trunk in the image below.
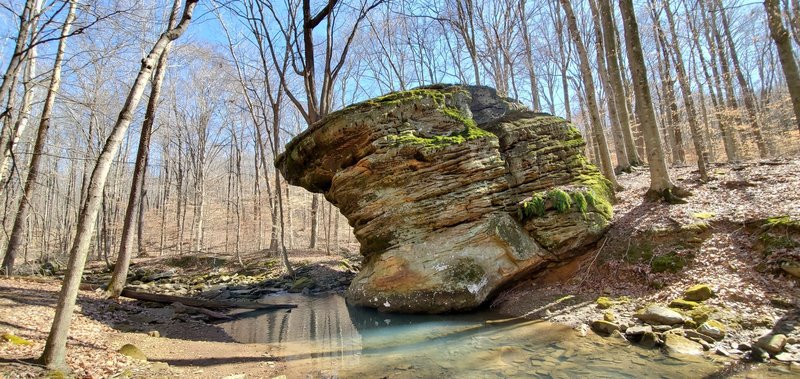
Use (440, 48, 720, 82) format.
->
(175, 127, 185, 255)
(559, 0, 620, 190)
(517, 0, 540, 110)
(309, 194, 319, 249)
(286, 184, 293, 249)
(106, 0, 181, 298)
(705, 0, 741, 161)
(554, 2, 572, 120)
(649, 4, 684, 166)
(158, 145, 170, 256)
(40, 1, 198, 368)
(715, 0, 769, 157)
(766, 0, 800, 132)
(662, 0, 708, 180)
(0, 0, 43, 186)
(588, 0, 629, 172)
(618, 0, 684, 202)
(0, 0, 35, 140)
(2, 0, 75, 275)
(598, 0, 641, 166)
(234, 129, 243, 261)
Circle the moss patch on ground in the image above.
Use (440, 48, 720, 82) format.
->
(1, 332, 32, 345)
(596, 296, 630, 309)
(651, 252, 689, 273)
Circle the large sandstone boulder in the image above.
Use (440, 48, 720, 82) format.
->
(276, 85, 613, 313)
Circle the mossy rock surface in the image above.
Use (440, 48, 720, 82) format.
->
(683, 284, 714, 301)
(1, 332, 32, 345)
(669, 299, 700, 310)
(596, 296, 629, 309)
(118, 343, 147, 361)
(697, 320, 727, 340)
(678, 304, 718, 325)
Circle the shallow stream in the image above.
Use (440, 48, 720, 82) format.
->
(218, 294, 753, 378)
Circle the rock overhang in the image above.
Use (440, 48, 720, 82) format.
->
(276, 84, 614, 313)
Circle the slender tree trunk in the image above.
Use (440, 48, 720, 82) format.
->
(554, 2, 571, 120)
(662, 0, 708, 180)
(0, 0, 35, 140)
(106, 0, 180, 298)
(274, 120, 294, 275)
(559, 0, 620, 190)
(0, 0, 43, 186)
(765, 0, 800, 132)
(706, 1, 741, 161)
(286, 184, 293, 249)
(158, 145, 170, 256)
(309, 194, 319, 249)
(716, 0, 769, 157)
(619, 0, 683, 202)
(518, 0, 540, 111)
(599, 0, 641, 166)
(589, 0, 629, 172)
(2, 0, 75, 275)
(650, 5, 684, 165)
(40, 1, 198, 368)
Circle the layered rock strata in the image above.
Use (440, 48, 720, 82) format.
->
(276, 85, 613, 313)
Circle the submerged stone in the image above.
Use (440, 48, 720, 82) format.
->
(276, 85, 613, 313)
(663, 334, 705, 357)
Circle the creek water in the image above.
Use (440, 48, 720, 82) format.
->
(218, 294, 759, 378)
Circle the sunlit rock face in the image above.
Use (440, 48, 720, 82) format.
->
(276, 85, 613, 313)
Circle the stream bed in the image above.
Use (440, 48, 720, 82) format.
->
(218, 294, 762, 378)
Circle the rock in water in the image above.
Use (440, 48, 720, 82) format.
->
(663, 334, 705, 357)
(276, 85, 614, 313)
(756, 333, 787, 356)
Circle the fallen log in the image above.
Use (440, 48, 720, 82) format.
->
(171, 302, 232, 320)
(78, 283, 297, 310)
(118, 288, 297, 310)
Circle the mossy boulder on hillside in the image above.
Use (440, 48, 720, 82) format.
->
(683, 284, 714, 301)
(118, 344, 147, 361)
(276, 85, 613, 313)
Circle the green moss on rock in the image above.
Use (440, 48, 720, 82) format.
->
(669, 299, 700, 310)
(118, 344, 147, 361)
(548, 189, 572, 213)
(678, 304, 717, 324)
(449, 258, 485, 284)
(386, 115, 493, 150)
(684, 284, 714, 301)
(692, 212, 715, 220)
(596, 296, 629, 309)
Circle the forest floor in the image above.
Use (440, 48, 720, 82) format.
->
(0, 248, 359, 378)
(493, 158, 800, 373)
(2, 159, 800, 377)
